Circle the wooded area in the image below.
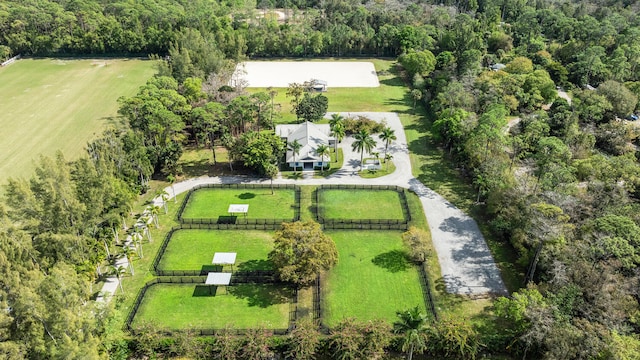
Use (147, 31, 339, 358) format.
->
(3, 0, 640, 358)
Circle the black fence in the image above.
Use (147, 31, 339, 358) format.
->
(316, 185, 412, 230)
(418, 264, 439, 321)
(125, 278, 297, 336)
(312, 275, 322, 324)
(176, 183, 301, 229)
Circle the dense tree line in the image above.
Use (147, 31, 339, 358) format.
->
(413, 1, 640, 358)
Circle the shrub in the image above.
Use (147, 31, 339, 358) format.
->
(343, 116, 385, 135)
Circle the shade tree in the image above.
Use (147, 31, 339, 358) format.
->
(268, 221, 337, 286)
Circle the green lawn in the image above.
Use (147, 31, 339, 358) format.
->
(318, 189, 405, 220)
(133, 283, 292, 329)
(322, 231, 426, 326)
(181, 188, 297, 220)
(0, 58, 155, 186)
(158, 229, 274, 272)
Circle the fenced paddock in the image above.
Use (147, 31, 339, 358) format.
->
(316, 185, 411, 230)
(321, 231, 428, 327)
(232, 61, 380, 88)
(154, 228, 274, 276)
(178, 184, 300, 226)
(128, 280, 296, 333)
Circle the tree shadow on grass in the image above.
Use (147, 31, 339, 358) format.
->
(237, 259, 274, 271)
(201, 265, 222, 273)
(237, 192, 256, 199)
(217, 215, 237, 224)
(228, 284, 291, 307)
(371, 250, 412, 273)
(193, 285, 217, 297)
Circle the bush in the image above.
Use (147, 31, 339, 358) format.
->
(343, 116, 385, 135)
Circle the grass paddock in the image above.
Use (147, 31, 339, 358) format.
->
(158, 229, 274, 272)
(133, 283, 292, 330)
(322, 231, 426, 326)
(181, 188, 296, 220)
(318, 189, 405, 220)
(0, 58, 154, 186)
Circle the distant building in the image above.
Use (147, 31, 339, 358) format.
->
(275, 121, 334, 170)
(490, 63, 506, 71)
(310, 79, 327, 92)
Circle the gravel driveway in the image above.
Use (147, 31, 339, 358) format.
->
(152, 112, 508, 296)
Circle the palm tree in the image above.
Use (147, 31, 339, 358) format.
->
(379, 127, 397, 160)
(315, 144, 330, 174)
(131, 228, 144, 258)
(167, 174, 177, 203)
(329, 113, 344, 129)
(265, 163, 278, 194)
(159, 190, 170, 214)
(288, 140, 302, 174)
(110, 265, 127, 293)
(150, 205, 161, 228)
(331, 122, 346, 156)
(385, 153, 393, 171)
(393, 306, 429, 360)
(351, 129, 377, 170)
(122, 247, 135, 275)
(268, 87, 278, 128)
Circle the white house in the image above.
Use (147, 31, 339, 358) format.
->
(275, 122, 334, 170)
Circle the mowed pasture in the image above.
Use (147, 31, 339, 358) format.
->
(158, 229, 274, 272)
(0, 58, 155, 185)
(322, 231, 426, 326)
(317, 189, 406, 220)
(180, 188, 297, 220)
(133, 283, 292, 330)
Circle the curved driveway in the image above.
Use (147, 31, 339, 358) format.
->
(155, 112, 507, 296)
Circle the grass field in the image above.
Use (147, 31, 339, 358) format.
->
(133, 283, 292, 329)
(322, 231, 426, 326)
(158, 229, 274, 272)
(181, 188, 296, 220)
(0, 58, 155, 186)
(318, 189, 405, 220)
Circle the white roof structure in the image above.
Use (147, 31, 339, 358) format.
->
(212, 252, 237, 265)
(276, 122, 333, 163)
(227, 204, 248, 214)
(205, 272, 232, 285)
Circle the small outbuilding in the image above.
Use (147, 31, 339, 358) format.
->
(310, 79, 328, 92)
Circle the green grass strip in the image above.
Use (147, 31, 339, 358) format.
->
(158, 229, 274, 272)
(181, 188, 296, 220)
(318, 189, 405, 220)
(133, 283, 292, 329)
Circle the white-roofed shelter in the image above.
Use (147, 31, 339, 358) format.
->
(205, 272, 232, 295)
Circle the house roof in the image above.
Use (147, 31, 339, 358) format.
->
(276, 122, 333, 162)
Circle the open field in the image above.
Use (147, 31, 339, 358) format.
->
(158, 229, 274, 272)
(248, 59, 409, 124)
(234, 61, 379, 88)
(322, 231, 426, 326)
(0, 58, 155, 186)
(181, 188, 296, 220)
(317, 189, 405, 220)
(132, 283, 292, 329)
